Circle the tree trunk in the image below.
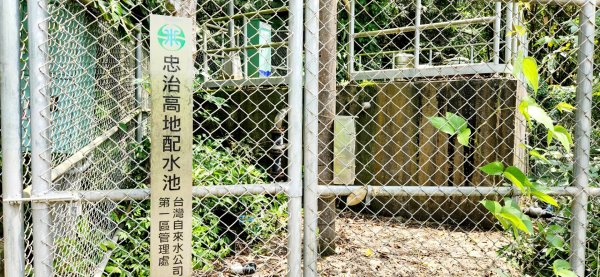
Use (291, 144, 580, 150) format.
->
(317, 0, 337, 257)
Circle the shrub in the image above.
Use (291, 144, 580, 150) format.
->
(104, 137, 287, 276)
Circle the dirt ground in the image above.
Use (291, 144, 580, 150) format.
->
(197, 212, 519, 277)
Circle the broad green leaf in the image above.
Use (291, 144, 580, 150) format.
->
(513, 52, 524, 77)
(504, 198, 520, 210)
(497, 216, 511, 231)
(519, 211, 534, 235)
(481, 200, 502, 214)
(105, 266, 122, 274)
(446, 112, 468, 132)
(528, 105, 554, 129)
(499, 206, 532, 234)
(522, 57, 540, 92)
(546, 234, 565, 249)
(518, 100, 531, 125)
(480, 162, 505, 176)
(530, 149, 550, 163)
(555, 269, 578, 277)
(457, 128, 471, 147)
(513, 25, 527, 36)
(429, 117, 455, 135)
(547, 130, 554, 148)
(556, 102, 576, 113)
(553, 260, 577, 277)
(347, 186, 368, 206)
(503, 166, 531, 191)
(530, 185, 559, 207)
(552, 125, 573, 152)
(119, 122, 129, 132)
(553, 259, 571, 271)
(359, 80, 377, 88)
(548, 224, 566, 234)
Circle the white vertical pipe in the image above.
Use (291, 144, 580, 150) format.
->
(511, 3, 519, 61)
(286, 0, 303, 276)
(429, 49, 433, 65)
(229, 0, 235, 48)
(1, 0, 26, 275)
(303, 0, 319, 274)
(414, 0, 421, 67)
(493, 2, 502, 64)
(348, 0, 355, 76)
(570, 1, 595, 276)
(521, 7, 529, 58)
(135, 25, 143, 143)
(243, 17, 248, 78)
(505, 2, 513, 63)
(28, 0, 55, 275)
(203, 26, 209, 80)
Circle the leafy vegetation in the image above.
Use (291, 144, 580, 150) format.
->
(103, 137, 287, 276)
(428, 112, 471, 147)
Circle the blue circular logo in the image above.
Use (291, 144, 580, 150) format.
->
(157, 24, 186, 51)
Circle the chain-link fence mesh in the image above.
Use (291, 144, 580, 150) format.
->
(1, 0, 598, 276)
(303, 0, 599, 276)
(9, 0, 299, 275)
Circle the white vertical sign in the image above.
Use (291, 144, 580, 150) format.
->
(150, 14, 193, 277)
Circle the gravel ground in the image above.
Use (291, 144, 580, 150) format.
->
(196, 212, 519, 277)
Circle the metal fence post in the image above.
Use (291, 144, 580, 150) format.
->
(28, 0, 55, 275)
(414, 0, 421, 66)
(347, 0, 355, 76)
(303, 0, 319, 274)
(287, 0, 303, 276)
(493, 2, 501, 64)
(505, 2, 513, 63)
(1, 0, 26, 275)
(570, 0, 596, 275)
(135, 25, 143, 143)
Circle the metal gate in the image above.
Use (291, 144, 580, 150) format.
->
(2, 0, 303, 275)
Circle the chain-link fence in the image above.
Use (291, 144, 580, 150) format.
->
(0, 0, 598, 276)
(303, 0, 598, 276)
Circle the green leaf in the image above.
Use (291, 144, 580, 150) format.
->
(481, 200, 502, 214)
(555, 268, 578, 277)
(429, 116, 455, 135)
(503, 166, 531, 192)
(105, 266, 122, 274)
(513, 25, 527, 36)
(119, 122, 128, 132)
(513, 52, 524, 77)
(500, 206, 532, 234)
(519, 100, 531, 126)
(457, 128, 471, 147)
(556, 102, 576, 113)
(528, 105, 554, 129)
(480, 162, 505, 176)
(504, 198, 520, 210)
(522, 57, 540, 93)
(546, 233, 565, 249)
(553, 260, 577, 277)
(530, 185, 559, 207)
(530, 149, 550, 163)
(552, 125, 573, 152)
(547, 130, 554, 148)
(446, 112, 468, 132)
(359, 80, 377, 88)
